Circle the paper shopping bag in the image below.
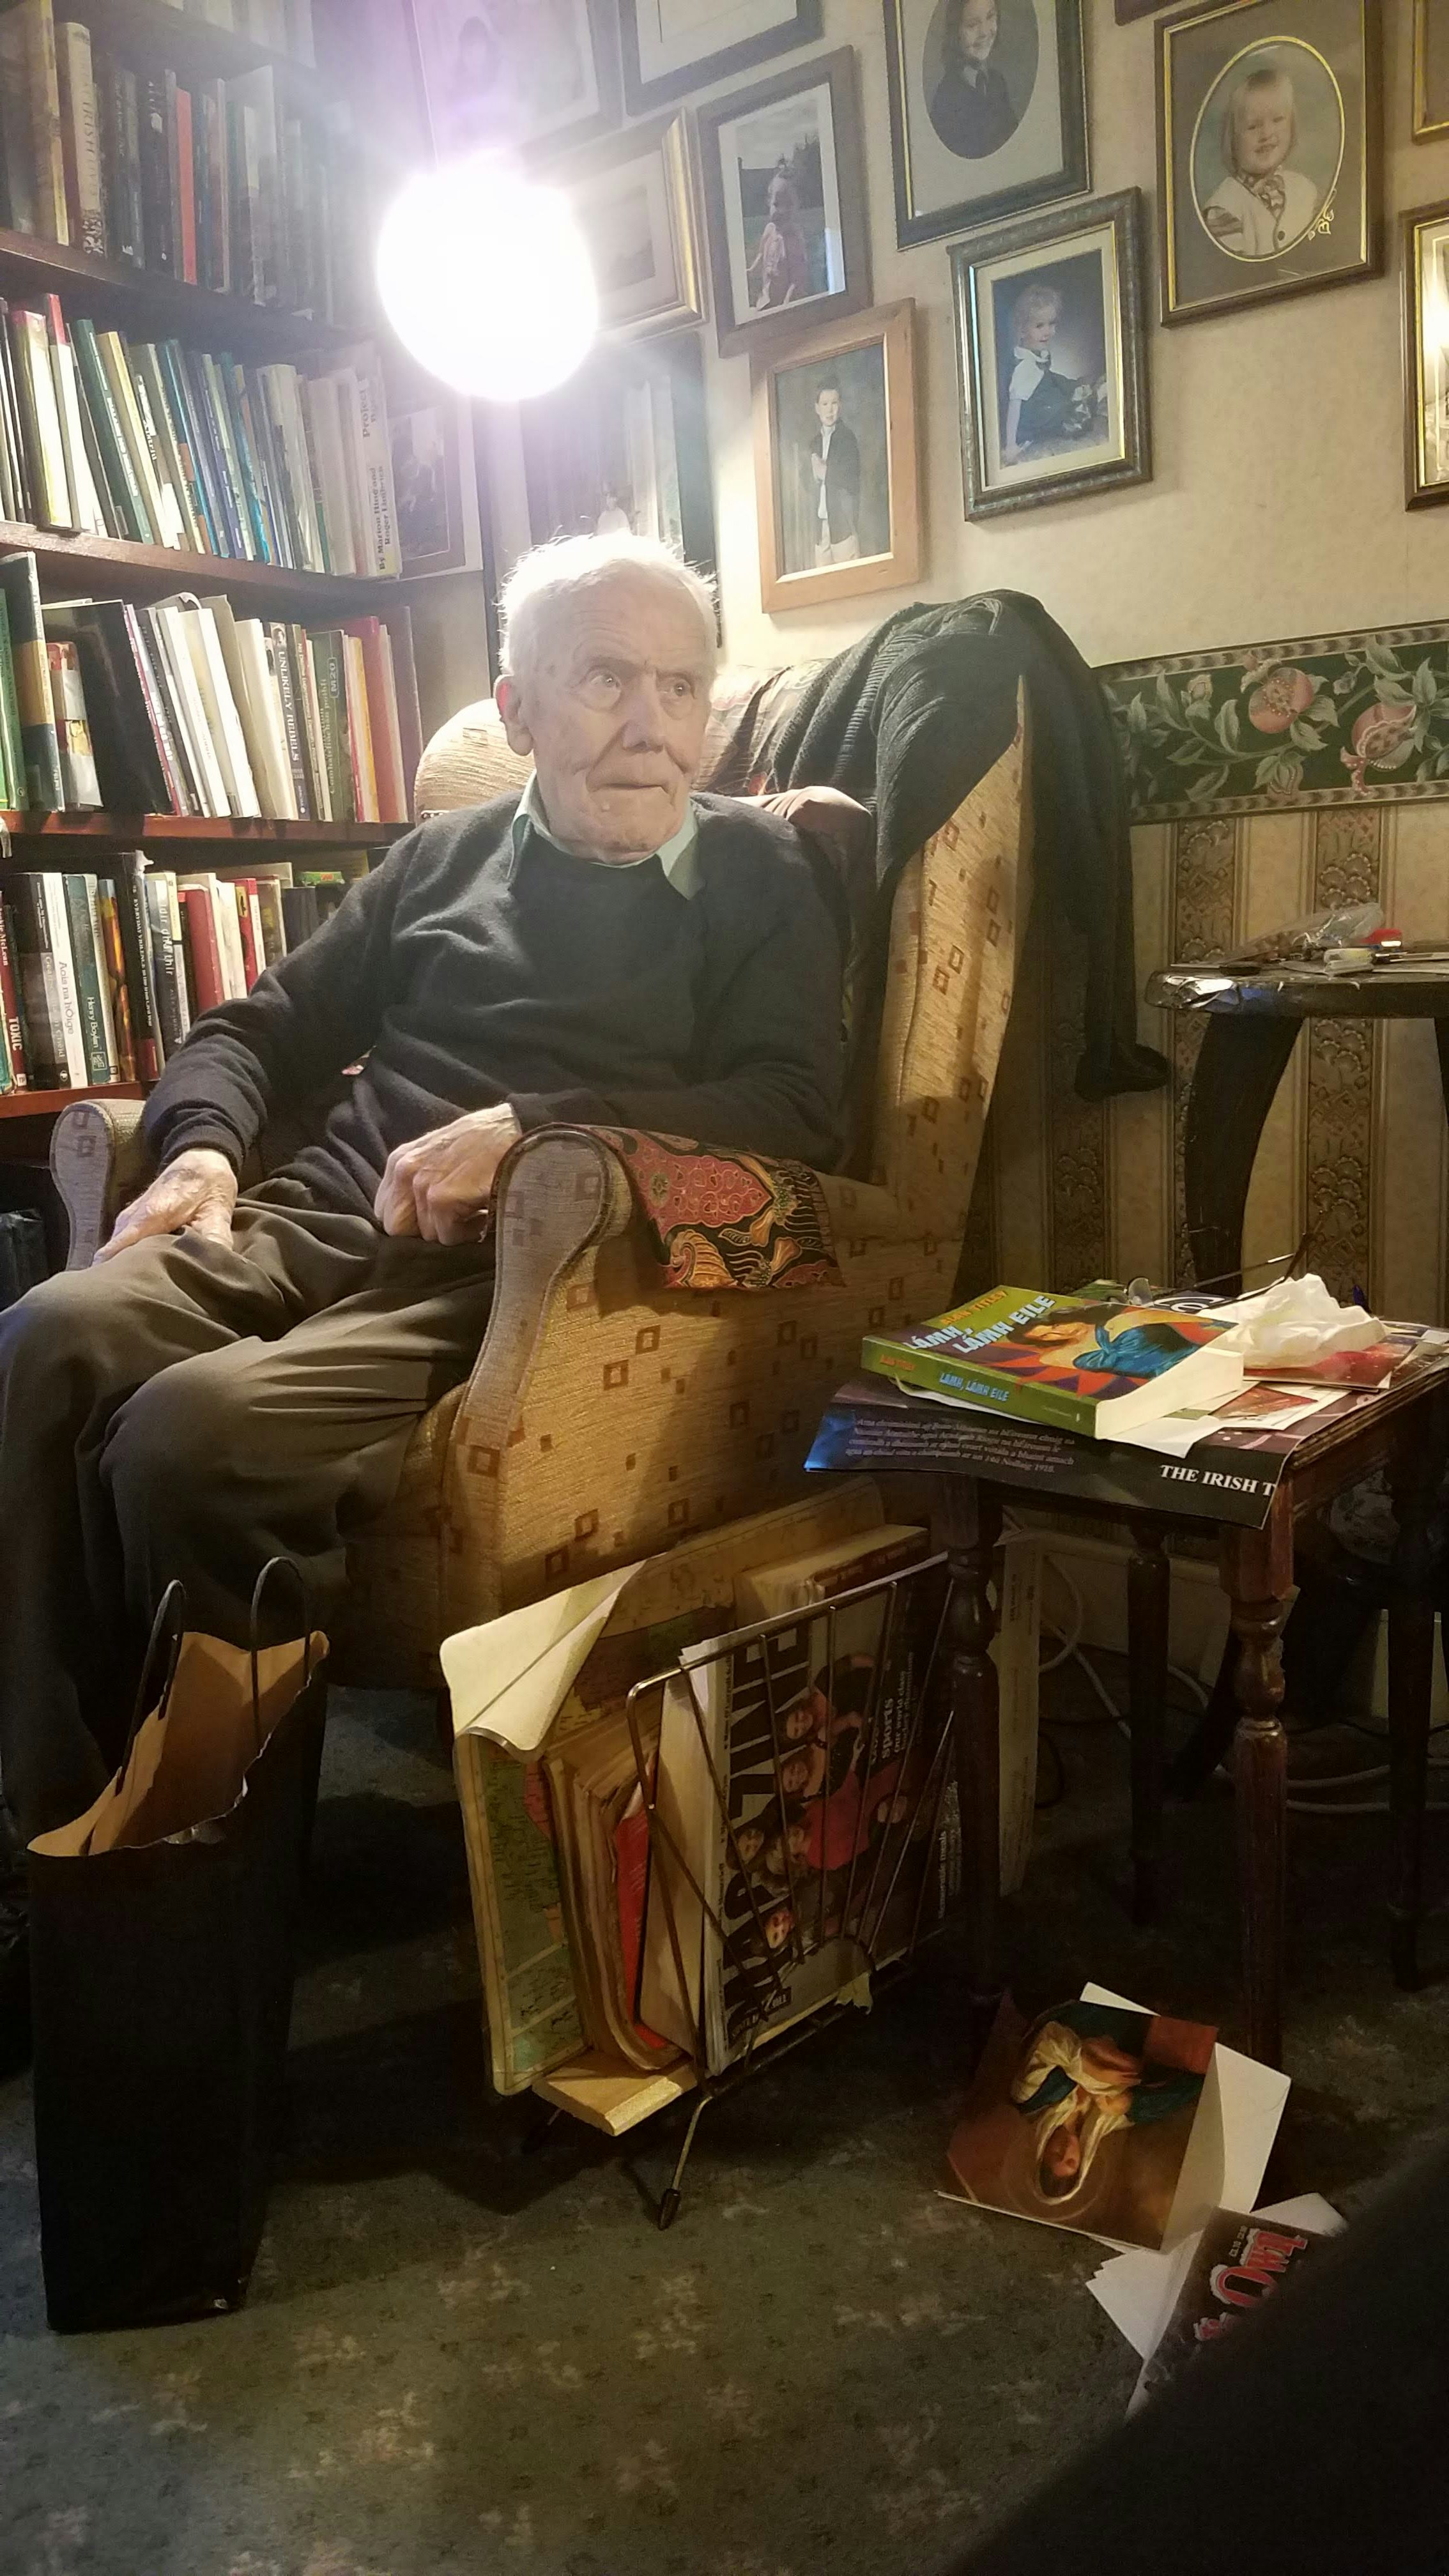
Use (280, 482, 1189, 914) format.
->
(27, 1562, 329, 2333)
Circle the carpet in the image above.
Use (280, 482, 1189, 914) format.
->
(3, 1678, 1446, 2576)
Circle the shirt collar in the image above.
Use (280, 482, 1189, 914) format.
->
(510, 772, 702, 899)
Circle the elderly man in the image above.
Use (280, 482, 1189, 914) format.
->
(0, 533, 848, 2065)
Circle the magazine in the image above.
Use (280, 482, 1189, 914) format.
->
(862, 1287, 1241, 1440)
(806, 1375, 1400, 1531)
(1130, 2205, 1329, 2411)
(945, 1994, 1218, 2251)
(641, 1550, 954, 2073)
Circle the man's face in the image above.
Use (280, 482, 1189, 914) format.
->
(815, 388, 841, 431)
(496, 569, 712, 861)
(959, 0, 998, 66)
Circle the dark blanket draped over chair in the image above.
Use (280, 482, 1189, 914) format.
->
(705, 591, 1169, 1107)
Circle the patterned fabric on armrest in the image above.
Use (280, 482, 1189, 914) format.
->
(586, 1126, 843, 1292)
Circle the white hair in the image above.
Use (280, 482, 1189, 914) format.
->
(498, 532, 719, 690)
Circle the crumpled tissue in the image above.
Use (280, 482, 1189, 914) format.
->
(1220, 1271, 1383, 1364)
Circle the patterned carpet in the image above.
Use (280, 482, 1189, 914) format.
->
(3, 1678, 1447, 2576)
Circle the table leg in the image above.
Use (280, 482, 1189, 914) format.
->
(935, 1478, 1003, 2038)
(1182, 1016, 1301, 1291)
(1220, 1501, 1294, 2067)
(1127, 1521, 1170, 1924)
(1388, 1411, 1444, 1991)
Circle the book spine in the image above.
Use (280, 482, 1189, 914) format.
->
(37, 870, 88, 1085)
(0, 896, 29, 1086)
(8, 875, 67, 1088)
(114, 856, 160, 1079)
(0, 599, 26, 809)
(59, 875, 109, 1082)
(0, 17, 39, 239)
(158, 340, 222, 553)
(121, 604, 190, 814)
(139, 74, 174, 273)
(180, 882, 224, 1012)
(266, 622, 310, 817)
(56, 20, 105, 257)
(93, 880, 134, 1071)
(70, 316, 148, 541)
(8, 305, 70, 529)
(118, 66, 145, 265)
(26, 0, 71, 245)
(143, 871, 183, 1054)
(306, 629, 355, 824)
(0, 556, 65, 808)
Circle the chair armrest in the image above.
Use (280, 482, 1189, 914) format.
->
(50, 1098, 155, 1270)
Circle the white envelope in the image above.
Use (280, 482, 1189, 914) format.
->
(440, 1561, 646, 1756)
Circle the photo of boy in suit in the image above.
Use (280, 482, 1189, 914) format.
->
(803, 377, 861, 565)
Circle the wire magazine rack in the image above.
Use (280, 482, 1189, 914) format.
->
(610, 1551, 961, 2228)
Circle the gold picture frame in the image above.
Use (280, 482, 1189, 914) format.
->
(751, 300, 921, 612)
(1156, 0, 1382, 327)
(1414, 0, 1449, 139)
(1403, 198, 1449, 507)
(556, 111, 707, 337)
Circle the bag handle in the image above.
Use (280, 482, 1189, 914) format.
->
(123, 1579, 188, 1768)
(249, 1556, 314, 1754)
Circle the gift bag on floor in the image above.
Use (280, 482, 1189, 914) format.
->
(27, 1561, 329, 2333)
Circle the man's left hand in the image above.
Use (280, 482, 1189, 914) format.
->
(374, 1104, 523, 1243)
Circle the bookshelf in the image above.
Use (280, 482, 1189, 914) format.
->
(0, 1082, 146, 1121)
(63, 0, 326, 90)
(0, 523, 394, 611)
(1, 814, 408, 848)
(0, 225, 358, 362)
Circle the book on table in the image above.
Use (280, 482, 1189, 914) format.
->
(863, 1287, 1244, 1441)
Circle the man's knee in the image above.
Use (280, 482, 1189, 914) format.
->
(101, 1352, 250, 1524)
(0, 1269, 119, 1406)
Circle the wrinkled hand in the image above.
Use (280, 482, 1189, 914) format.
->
(95, 1147, 238, 1264)
(757, 783, 873, 866)
(374, 1103, 523, 1245)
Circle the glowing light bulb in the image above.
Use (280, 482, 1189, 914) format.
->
(377, 154, 598, 403)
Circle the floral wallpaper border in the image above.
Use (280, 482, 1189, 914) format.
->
(1099, 620, 1449, 822)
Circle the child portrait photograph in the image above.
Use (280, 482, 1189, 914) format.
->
(752, 301, 921, 609)
(1158, 0, 1381, 325)
(883, 0, 1087, 249)
(561, 113, 706, 335)
(698, 49, 871, 356)
(953, 189, 1151, 518)
(407, 0, 618, 157)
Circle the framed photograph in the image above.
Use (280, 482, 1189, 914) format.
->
(951, 188, 1152, 518)
(697, 47, 871, 359)
(560, 113, 706, 336)
(1403, 199, 1449, 507)
(480, 332, 718, 675)
(390, 397, 484, 574)
(882, 0, 1088, 253)
(751, 300, 921, 611)
(620, 0, 823, 116)
(1414, 0, 1449, 139)
(1157, 0, 1383, 327)
(406, 0, 620, 158)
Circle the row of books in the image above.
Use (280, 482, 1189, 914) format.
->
(0, 852, 362, 1091)
(0, 4, 361, 322)
(0, 291, 401, 577)
(0, 550, 419, 820)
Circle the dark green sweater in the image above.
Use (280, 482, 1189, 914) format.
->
(144, 792, 848, 1219)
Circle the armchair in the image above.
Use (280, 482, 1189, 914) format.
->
(49, 668, 1030, 1689)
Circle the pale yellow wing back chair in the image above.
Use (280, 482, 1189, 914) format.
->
(49, 671, 1030, 1689)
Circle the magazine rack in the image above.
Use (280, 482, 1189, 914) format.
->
(535, 1554, 960, 2228)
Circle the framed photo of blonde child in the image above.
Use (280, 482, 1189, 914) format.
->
(1156, 0, 1382, 326)
(952, 188, 1152, 518)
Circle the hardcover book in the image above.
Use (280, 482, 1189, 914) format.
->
(862, 1288, 1241, 1440)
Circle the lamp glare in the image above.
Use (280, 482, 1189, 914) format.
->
(376, 157, 597, 403)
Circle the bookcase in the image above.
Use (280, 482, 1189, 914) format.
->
(0, 0, 412, 1172)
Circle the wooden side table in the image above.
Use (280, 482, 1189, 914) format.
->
(1146, 962, 1449, 1292)
(930, 1369, 1449, 2069)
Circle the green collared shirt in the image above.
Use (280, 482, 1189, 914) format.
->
(509, 772, 703, 900)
